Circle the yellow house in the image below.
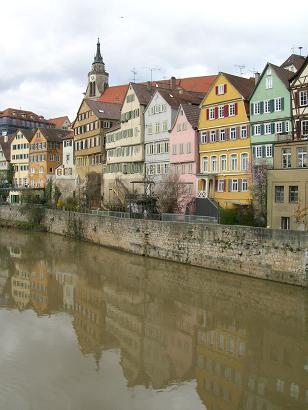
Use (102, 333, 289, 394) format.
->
(197, 73, 255, 208)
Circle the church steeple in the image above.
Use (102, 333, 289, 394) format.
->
(85, 38, 109, 99)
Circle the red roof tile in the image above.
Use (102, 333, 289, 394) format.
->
(99, 85, 129, 104)
(48, 116, 71, 128)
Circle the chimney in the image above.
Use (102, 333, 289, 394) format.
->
(254, 72, 260, 84)
(170, 76, 176, 90)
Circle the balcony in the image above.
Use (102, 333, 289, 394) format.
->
(197, 191, 207, 198)
(275, 133, 293, 143)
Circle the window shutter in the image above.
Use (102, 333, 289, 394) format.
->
(215, 86, 219, 95)
(235, 103, 238, 115)
(206, 109, 209, 120)
(282, 121, 286, 133)
(224, 84, 227, 93)
(296, 120, 301, 138)
(215, 129, 219, 141)
(246, 125, 250, 137)
(281, 97, 285, 111)
(262, 145, 266, 157)
(270, 99, 274, 113)
(215, 179, 218, 191)
(260, 124, 264, 135)
(271, 123, 275, 133)
(252, 146, 256, 158)
(295, 91, 299, 108)
(238, 179, 242, 192)
(224, 105, 229, 117)
(206, 131, 210, 143)
(225, 128, 230, 140)
(224, 179, 227, 192)
(215, 106, 219, 119)
(250, 103, 254, 115)
(251, 125, 255, 136)
(236, 127, 240, 139)
(260, 101, 264, 114)
(228, 179, 232, 192)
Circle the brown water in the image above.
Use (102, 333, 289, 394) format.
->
(0, 228, 308, 410)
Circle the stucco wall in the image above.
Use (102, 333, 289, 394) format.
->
(0, 205, 307, 287)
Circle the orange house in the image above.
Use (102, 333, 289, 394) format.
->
(29, 128, 71, 188)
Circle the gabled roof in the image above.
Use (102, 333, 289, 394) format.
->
(33, 128, 72, 142)
(281, 54, 306, 72)
(13, 128, 35, 142)
(0, 136, 14, 160)
(289, 55, 308, 85)
(0, 108, 53, 125)
(153, 88, 204, 109)
(181, 104, 200, 129)
(130, 83, 157, 106)
(98, 84, 129, 104)
(222, 73, 255, 100)
(151, 75, 217, 93)
(48, 116, 71, 128)
(85, 99, 122, 120)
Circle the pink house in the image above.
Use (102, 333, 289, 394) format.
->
(169, 104, 200, 212)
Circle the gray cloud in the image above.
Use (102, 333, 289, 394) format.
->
(0, 0, 307, 120)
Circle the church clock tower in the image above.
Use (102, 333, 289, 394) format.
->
(85, 38, 109, 98)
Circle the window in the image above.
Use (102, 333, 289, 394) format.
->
(219, 129, 225, 141)
(217, 180, 225, 192)
(218, 105, 224, 118)
(275, 121, 283, 134)
(176, 123, 182, 132)
(242, 179, 248, 192)
(179, 143, 184, 154)
(264, 123, 271, 134)
(275, 98, 282, 111)
(254, 102, 260, 115)
(290, 383, 299, 400)
(254, 124, 261, 135)
(188, 163, 192, 174)
(209, 107, 215, 120)
(264, 100, 270, 113)
(211, 156, 217, 172)
(297, 147, 307, 167)
(217, 84, 225, 95)
(210, 130, 216, 142)
(230, 154, 237, 171)
(265, 144, 272, 157)
(229, 103, 235, 116)
(276, 380, 285, 393)
(230, 127, 236, 140)
(241, 126, 247, 139)
(266, 76, 272, 89)
(281, 217, 290, 230)
(299, 90, 308, 106)
(275, 186, 284, 202)
(255, 145, 262, 158)
(302, 120, 308, 136)
(162, 120, 168, 131)
(241, 153, 248, 170)
(231, 179, 238, 192)
(172, 144, 177, 155)
(289, 186, 298, 203)
(220, 155, 227, 171)
(202, 157, 208, 172)
(186, 142, 191, 154)
(282, 148, 291, 168)
(155, 123, 160, 133)
(200, 131, 207, 144)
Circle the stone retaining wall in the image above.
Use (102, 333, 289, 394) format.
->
(1, 205, 308, 287)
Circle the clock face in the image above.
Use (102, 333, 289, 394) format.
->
(90, 74, 96, 82)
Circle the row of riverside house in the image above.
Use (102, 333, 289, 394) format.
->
(2, 39, 308, 230)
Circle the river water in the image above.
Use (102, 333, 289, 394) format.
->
(0, 228, 308, 410)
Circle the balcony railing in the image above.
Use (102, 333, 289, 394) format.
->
(197, 191, 207, 198)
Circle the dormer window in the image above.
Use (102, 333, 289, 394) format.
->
(266, 68, 272, 76)
(126, 94, 135, 103)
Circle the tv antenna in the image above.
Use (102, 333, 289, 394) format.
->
(146, 67, 161, 82)
(234, 65, 246, 75)
(130, 67, 137, 83)
(299, 46, 303, 56)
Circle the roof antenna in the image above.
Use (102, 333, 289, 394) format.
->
(234, 65, 246, 75)
(146, 67, 161, 83)
(130, 67, 137, 83)
(299, 46, 303, 56)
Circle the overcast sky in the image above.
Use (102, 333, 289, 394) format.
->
(0, 0, 307, 121)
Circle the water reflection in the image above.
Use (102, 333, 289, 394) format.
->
(1, 228, 308, 409)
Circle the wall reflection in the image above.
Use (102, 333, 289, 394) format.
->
(1, 228, 308, 409)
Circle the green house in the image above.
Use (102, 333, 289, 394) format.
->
(249, 63, 294, 166)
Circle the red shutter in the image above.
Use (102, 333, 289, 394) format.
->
(235, 102, 238, 115)
(206, 108, 209, 120)
(236, 127, 240, 139)
(225, 128, 230, 140)
(215, 106, 219, 119)
(224, 84, 227, 94)
(224, 105, 228, 117)
(215, 86, 219, 95)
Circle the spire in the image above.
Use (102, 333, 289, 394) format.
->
(93, 37, 103, 64)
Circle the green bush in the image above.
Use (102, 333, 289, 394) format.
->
(220, 206, 257, 226)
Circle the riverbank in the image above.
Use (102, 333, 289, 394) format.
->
(0, 204, 308, 287)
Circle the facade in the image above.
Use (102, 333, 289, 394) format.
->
(29, 128, 69, 188)
(73, 99, 121, 184)
(55, 134, 76, 197)
(0, 108, 54, 136)
(10, 129, 33, 188)
(169, 104, 200, 209)
(267, 139, 308, 230)
(197, 73, 255, 208)
(0, 136, 11, 182)
(105, 83, 157, 203)
(290, 56, 308, 139)
(250, 63, 293, 166)
(144, 89, 202, 184)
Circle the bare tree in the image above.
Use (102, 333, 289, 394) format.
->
(85, 172, 102, 209)
(294, 200, 308, 229)
(248, 160, 269, 226)
(155, 170, 191, 214)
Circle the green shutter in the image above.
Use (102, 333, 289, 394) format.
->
(281, 97, 285, 111)
(260, 101, 264, 114)
(270, 99, 274, 113)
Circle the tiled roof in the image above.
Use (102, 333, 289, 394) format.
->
(130, 83, 157, 106)
(85, 99, 121, 120)
(222, 73, 255, 100)
(0, 136, 14, 160)
(0, 108, 53, 125)
(270, 63, 294, 88)
(152, 75, 217, 93)
(98, 85, 129, 104)
(281, 54, 306, 72)
(157, 89, 204, 109)
(181, 104, 200, 129)
(48, 116, 71, 128)
(14, 128, 35, 142)
(37, 128, 72, 142)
